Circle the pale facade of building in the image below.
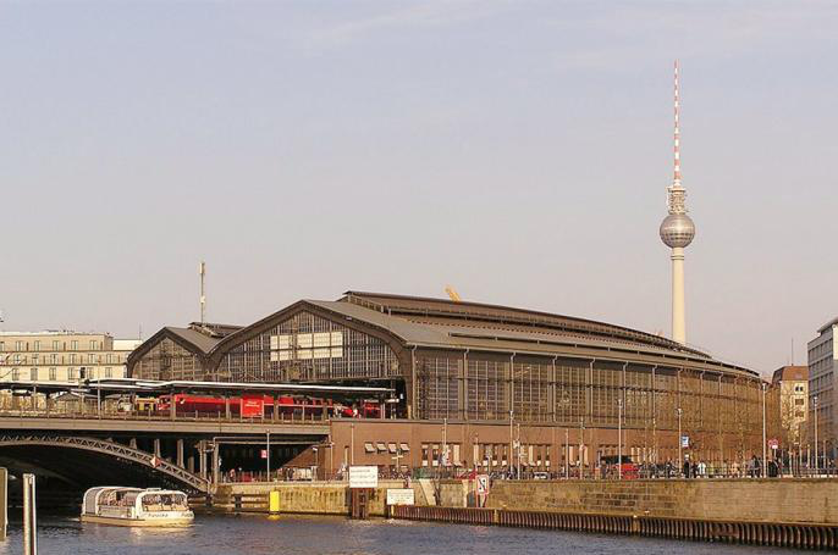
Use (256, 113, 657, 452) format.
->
(0, 331, 141, 383)
(808, 319, 838, 451)
(770, 366, 808, 448)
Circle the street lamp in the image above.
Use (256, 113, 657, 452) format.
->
(762, 382, 768, 478)
(676, 407, 684, 473)
(814, 395, 819, 474)
(578, 417, 585, 479)
(617, 398, 623, 480)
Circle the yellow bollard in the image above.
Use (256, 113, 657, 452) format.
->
(269, 491, 281, 516)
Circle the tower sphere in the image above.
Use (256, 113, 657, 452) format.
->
(659, 213, 696, 248)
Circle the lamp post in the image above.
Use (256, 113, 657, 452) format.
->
(761, 382, 767, 478)
(509, 409, 514, 477)
(578, 417, 585, 480)
(617, 398, 623, 480)
(676, 407, 684, 474)
(266, 431, 271, 481)
(564, 427, 570, 479)
(814, 395, 819, 474)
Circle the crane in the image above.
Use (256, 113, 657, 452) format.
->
(445, 286, 462, 303)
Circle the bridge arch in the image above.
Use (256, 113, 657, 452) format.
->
(0, 434, 211, 493)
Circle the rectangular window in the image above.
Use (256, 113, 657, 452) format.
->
(52, 340, 59, 351)
(68, 368, 76, 380)
(32, 354, 39, 364)
(34, 341, 40, 351)
(105, 367, 112, 378)
(88, 354, 95, 364)
(69, 354, 76, 364)
(16, 341, 23, 351)
(0, 341, 5, 351)
(29, 368, 37, 381)
(49, 367, 57, 381)
(71, 340, 78, 350)
(50, 354, 57, 364)
(11, 368, 19, 381)
(89, 340, 98, 350)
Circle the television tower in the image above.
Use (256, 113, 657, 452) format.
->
(659, 60, 696, 345)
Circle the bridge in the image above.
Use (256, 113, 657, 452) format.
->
(0, 412, 331, 495)
(0, 378, 391, 496)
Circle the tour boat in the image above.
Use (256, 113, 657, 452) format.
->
(81, 486, 194, 527)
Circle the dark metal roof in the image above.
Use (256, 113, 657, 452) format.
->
(341, 291, 708, 357)
(186, 322, 242, 338)
(309, 299, 757, 377)
(771, 365, 808, 384)
(163, 327, 226, 354)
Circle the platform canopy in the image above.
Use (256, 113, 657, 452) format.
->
(1, 377, 395, 400)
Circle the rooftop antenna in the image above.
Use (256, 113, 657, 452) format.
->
(199, 261, 206, 326)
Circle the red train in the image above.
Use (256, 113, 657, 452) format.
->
(153, 394, 382, 419)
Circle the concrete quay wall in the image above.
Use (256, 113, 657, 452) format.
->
(486, 479, 838, 525)
(211, 480, 409, 517)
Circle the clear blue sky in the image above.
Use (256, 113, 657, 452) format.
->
(2, 1, 836, 374)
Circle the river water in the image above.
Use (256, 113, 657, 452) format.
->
(1, 514, 804, 554)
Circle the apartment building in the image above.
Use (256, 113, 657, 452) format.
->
(0, 331, 141, 383)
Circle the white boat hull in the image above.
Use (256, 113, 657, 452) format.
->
(81, 513, 194, 527)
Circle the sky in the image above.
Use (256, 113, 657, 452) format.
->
(1, 0, 837, 376)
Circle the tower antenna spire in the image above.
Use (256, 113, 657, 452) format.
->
(673, 59, 681, 184)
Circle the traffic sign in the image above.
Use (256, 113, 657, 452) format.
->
(768, 438, 779, 450)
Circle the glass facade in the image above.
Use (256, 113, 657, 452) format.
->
(132, 337, 203, 381)
(414, 352, 761, 435)
(215, 311, 400, 383)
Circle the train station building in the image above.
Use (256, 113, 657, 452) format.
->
(128, 291, 765, 475)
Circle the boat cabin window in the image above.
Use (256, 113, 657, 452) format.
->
(141, 492, 189, 511)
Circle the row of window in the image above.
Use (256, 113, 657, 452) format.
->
(0, 353, 122, 365)
(0, 339, 105, 352)
(4, 367, 116, 381)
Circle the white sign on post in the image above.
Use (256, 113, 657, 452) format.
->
(476, 474, 490, 495)
(349, 466, 379, 489)
(386, 488, 415, 506)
